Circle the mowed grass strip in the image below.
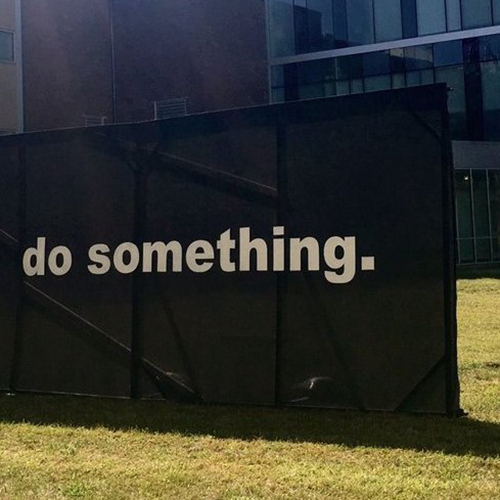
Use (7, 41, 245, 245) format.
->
(0, 278, 499, 500)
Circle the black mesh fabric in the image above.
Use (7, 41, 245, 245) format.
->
(0, 85, 460, 414)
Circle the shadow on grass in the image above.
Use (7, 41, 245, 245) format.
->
(457, 266, 500, 280)
(0, 393, 498, 458)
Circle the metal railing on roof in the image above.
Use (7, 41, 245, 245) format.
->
(153, 98, 188, 120)
(83, 115, 107, 127)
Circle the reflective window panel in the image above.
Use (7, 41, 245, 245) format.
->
(373, 0, 403, 42)
(346, 0, 375, 45)
(490, 171, 500, 239)
(482, 61, 500, 141)
(0, 31, 14, 62)
(456, 171, 475, 263)
(307, 0, 335, 51)
(269, 0, 296, 57)
(473, 170, 492, 261)
(446, 0, 462, 31)
(435, 65, 467, 139)
(416, 0, 446, 35)
(495, 0, 500, 25)
(461, 0, 493, 29)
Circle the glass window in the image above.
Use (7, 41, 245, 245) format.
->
(475, 239, 492, 262)
(307, 0, 335, 51)
(322, 58, 337, 81)
(461, 0, 492, 29)
(363, 51, 390, 76)
(364, 74, 391, 91)
(298, 83, 324, 99)
(0, 31, 14, 62)
(479, 35, 500, 62)
(297, 59, 326, 84)
(271, 66, 285, 88)
(459, 240, 475, 263)
(463, 38, 479, 64)
(391, 73, 406, 88)
(373, 0, 403, 42)
(490, 171, 500, 239)
(405, 69, 434, 86)
(401, 0, 418, 38)
(335, 57, 351, 80)
(283, 63, 299, 94)
(348, 54, 363, 78)
(324, 81, 336, 96)
(346, 0, 374, 45)
(269, 0, 296, 57)
(473, 170, 491, 238)
(350, 78, 364, 93)
(390, 48, 406, 72)
(405, 45, 433, 70)
(481, 61, 500, 140)
(332, 0, 349, 47)
(493, 239, 500, 261)
(455, 171, 475, 263)
(294, 0, 310, 53)
(272, 87, 286, 103)
(336, 80, 350, 95)
(416, 0, 446, 35)
(434, 40, 463, 67)
(446, 0, 462, 31)
(435, 66, 466, 139)
(494, 0, 500, 25)
(473, 170, 492, 261)
(489, 170, 500, 261)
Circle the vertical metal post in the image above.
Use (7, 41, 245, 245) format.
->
(9, 144, 27, 392)
(454, 170, 462, 264)
(14, 0, 24, 133)
(108, 0, 117, 123)
(486, 169, 494, 261)
(264, 0, 273, 104)
(274, 111, 287, 406)
(470, 168, 477, 262)
(130, 151, 148, 400)
(441, 90, 460, 416)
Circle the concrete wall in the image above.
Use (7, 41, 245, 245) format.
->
(0, 1, 15, 29)
(112, 0, 269, 122)
(19, 0, 269, 131)
(0, 0, 18, 133)
(21, 0, 114, 131)
(0, 64, 17, 132)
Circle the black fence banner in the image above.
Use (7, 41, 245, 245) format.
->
(0, 85, 460, 415)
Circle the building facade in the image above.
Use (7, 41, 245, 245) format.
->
(1, 1, 498, 265)
(112, 0, 268, 123)
(0, 0, 22, 135)
(21, 0, 114, 131)
(14, 0, 268, 131)
(267, 0, 500, 264)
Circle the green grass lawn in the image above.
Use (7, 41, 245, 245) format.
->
(0, 278, 499, 499)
